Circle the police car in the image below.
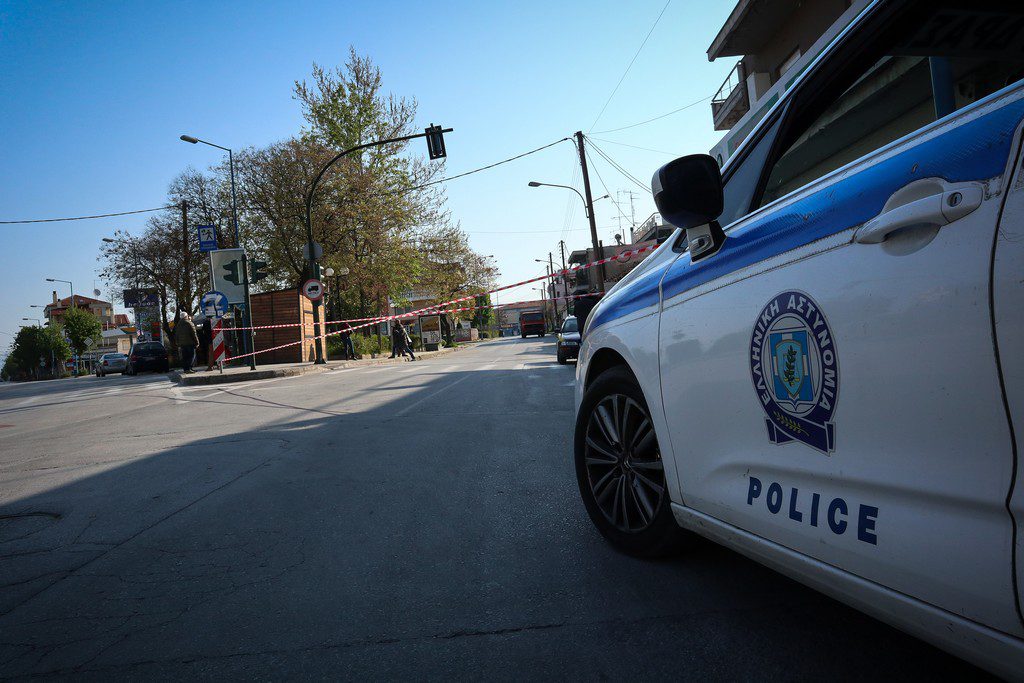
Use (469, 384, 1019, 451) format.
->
(572, 1, 1024, 676)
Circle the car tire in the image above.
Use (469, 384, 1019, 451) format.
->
(574, 365, 685, 558)
(521, 333, 526, 339)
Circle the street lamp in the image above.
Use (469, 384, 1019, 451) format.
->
(180, 133, 255, 370)
(45, 278, 74, 306)
(528, 182, 610, 293)
(22, 317, 40, 325)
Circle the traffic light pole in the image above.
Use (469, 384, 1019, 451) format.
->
(304, 126, 452, 364)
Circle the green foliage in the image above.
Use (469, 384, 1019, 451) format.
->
(783, 346, 798, 387)
(472, 294, 493, 329)
(2, 325, 71, 380)
(62, 307, 102, 357)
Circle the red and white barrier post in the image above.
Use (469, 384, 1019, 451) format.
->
(212, 317, 226, 373)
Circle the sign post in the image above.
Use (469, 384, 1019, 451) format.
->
(301, 279, 324, 301)
(197, 225, 218, 252)
(420, 315, 442, 351)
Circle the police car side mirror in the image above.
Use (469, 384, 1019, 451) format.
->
(652, 154, 726, 260)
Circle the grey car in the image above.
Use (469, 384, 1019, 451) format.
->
(556, 316, 580, 364)
(96, 353, 128, 377)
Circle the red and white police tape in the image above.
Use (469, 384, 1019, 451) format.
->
(223, 243, 655, 362)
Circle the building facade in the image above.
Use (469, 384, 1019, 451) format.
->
(708, 0, 870, 166)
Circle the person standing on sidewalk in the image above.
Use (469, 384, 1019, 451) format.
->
(200, 316, 214, 371)
(175, 309, 199, 373)
(340, 322, 355, 360)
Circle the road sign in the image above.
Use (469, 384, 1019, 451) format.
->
(123, 288, 160, 308)
(201, 290, 229, 318)
(302, 242, 323, 261)
(85, 338, 95, 348)
(302, 279, 324, 301)
(209, 248, 246, 304)
(197, 225, 218, 252)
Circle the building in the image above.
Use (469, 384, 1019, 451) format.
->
(43, 292, 116, 329)
(566, 236, 659, 298)
(249, 287, 316, 364)
(496, 299, 547, 337)
(630, 213, 674, 245)
(708, 0, 870, 166)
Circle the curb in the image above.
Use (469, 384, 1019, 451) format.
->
(172, 344, 466, 386)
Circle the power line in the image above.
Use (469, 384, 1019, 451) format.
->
(466, 224, 617, 235)
(403, 137, 572, 193)
(1, 138, 571, 226)
(586, 138, 651, 193)
(589, 137, 679, 156)
(0, 205, 177, 225)
(592, 94, 712, 135)
(585, 148, 634, 230)
(588, 0, 673, 132)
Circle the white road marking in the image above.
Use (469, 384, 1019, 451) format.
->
(394, 374, 472, 417)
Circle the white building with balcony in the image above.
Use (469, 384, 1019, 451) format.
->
(708, 0, 870, 166)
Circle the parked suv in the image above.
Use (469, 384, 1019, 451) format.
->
(95, 353, 127, 377)
(125, 342, 169, 375)
(573, 1, 1024, 676)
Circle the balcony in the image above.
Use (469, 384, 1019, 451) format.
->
(711, 60, 749, 131)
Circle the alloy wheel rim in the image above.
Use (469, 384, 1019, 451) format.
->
(584, 394, 665, 533)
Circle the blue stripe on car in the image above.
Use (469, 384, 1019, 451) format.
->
(589, 98, 1024, 332)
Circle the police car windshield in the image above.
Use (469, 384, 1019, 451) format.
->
(561, 319, 578, 333)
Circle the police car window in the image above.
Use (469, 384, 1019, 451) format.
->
(758, 2, 1024, 208)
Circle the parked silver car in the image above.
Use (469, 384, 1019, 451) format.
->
(96, 353, 128, 377)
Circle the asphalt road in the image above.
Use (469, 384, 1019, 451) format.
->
(0, 338, 987, 680)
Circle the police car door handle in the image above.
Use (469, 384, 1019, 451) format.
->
(854, 186, 983, 245)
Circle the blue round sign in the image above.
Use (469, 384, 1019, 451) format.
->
(749, 290, 839, 454)
(202, 290, 229, 318)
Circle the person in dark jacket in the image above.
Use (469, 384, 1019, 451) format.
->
(389, 320, 415, 360)
(198, 317, 213, 371)
(174, 309, 200, 373)
(339, 322, 355, 360)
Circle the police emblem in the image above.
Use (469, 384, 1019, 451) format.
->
(749, 291, 838, 454)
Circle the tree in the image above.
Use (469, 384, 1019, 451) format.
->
(472, 294, 494, 329)
(2, 326, 70, 380)
(100, 168, 222, 345)
(62, 307, 102, 360)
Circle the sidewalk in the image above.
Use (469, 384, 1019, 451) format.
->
(170, 344, 468, 386)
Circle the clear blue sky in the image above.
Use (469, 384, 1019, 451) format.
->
(0, 0, 736, 357)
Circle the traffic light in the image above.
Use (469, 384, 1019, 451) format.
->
(223, 259, 241, 285)
(250, 260, 269, 284)
(425, 124, 447, 160)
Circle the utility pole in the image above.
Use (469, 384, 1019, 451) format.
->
(548, 251, 558, 322)
(181, 201, 191, 317)
(575, 131, 605, 293)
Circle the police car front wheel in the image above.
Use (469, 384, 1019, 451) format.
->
(574, 366, 684, 557)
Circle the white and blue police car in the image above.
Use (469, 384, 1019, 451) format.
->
(573, 1, 1024, 677)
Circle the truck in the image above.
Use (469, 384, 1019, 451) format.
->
(518, 310, 545, 338)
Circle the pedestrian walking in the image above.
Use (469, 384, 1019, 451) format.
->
(175, 309, 199, 373)
(340, 322, 355, 360)
(390, 320, 416, 360)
